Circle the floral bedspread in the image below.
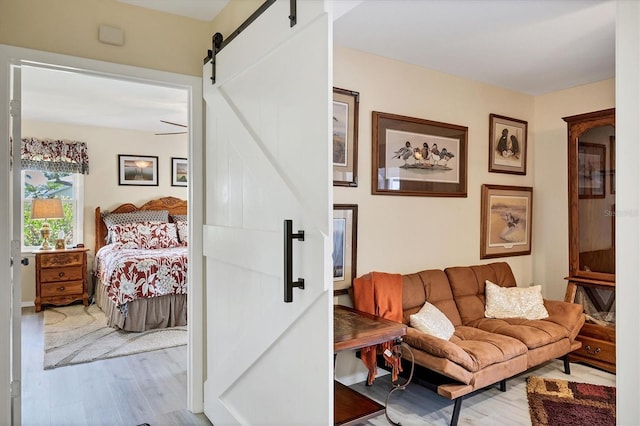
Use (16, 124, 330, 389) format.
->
(95, 244, 188, 306)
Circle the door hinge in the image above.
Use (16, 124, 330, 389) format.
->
(9, 100, 20, 118)
(10, 380, 20, 397)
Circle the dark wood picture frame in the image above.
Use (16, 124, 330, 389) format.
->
(372, 111, 468, 197)
(118, 155, 158, 186)
(578, 142, 606, 199)
(609, 136, 615, 195)
(333, 204, 358, 296)
(333, 87, 359, 187)
(480, 184, 533, 259)
(171, 157, 188, 187)
(488, 113, 528, 175)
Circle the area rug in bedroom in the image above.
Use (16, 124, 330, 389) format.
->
(43, 304, 187, 370)
(526, 376, 616, 426)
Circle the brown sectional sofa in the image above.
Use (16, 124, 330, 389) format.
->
(397, 262, 584, 425)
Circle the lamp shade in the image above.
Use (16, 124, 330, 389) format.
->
(31, 198, 64, 220)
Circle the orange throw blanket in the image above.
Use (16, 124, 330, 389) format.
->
(352, 271, 403, 385)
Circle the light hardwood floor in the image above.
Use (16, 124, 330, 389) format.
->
(349, 358, 616, 425)
(21, 307, 211, 426)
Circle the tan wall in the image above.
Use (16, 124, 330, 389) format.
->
(333, 45, 536, 306)
(0, 0, 211, 76)
(21, 119, 188, 304)
(532, 79, 615, 301)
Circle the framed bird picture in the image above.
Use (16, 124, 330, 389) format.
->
(489, 113, 528, 175)
(333, 87, 359, 187)
(480, 184, 533, 259)
(371, 111, 468, 197)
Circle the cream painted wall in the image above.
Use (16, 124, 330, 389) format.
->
(532, 79, 615, 301)
(20, 119, 188, 304)
(333, 45, 536, 307)
(0, 0, 211, 76)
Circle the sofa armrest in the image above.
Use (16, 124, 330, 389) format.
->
(543, 299, 585, 341)
(404, 327, 474, 367)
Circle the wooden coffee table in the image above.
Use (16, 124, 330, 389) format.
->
(334, 305, 406, 425)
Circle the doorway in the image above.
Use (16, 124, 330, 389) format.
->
(0, 45, 204, 424)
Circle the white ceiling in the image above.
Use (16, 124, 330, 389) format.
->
(22, 0, 616, 132)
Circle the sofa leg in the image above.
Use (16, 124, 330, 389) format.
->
(499, 379, 506, 392)
(563, 354, 571, 374)
(450, 397, 463, 426)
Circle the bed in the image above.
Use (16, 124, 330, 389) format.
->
(94, 196, 188, 332)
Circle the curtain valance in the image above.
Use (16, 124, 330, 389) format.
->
(21, 137, 89, 174)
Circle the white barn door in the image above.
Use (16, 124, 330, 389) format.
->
(202, 1, 333, 424)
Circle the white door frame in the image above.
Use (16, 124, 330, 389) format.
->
(0, 44, 205, 418)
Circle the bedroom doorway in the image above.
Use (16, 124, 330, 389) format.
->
(0, 45, 204, 424)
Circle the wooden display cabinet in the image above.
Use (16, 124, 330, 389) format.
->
(563, 108, 616, 373)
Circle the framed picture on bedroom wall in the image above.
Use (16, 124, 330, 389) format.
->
(333, 204, 358, 296)
(372, 111, 468, 197)
(480, 184, 533, 259)
(118, 155, 158, 186)
(333, 87, 359, 187)
(171, 157, 188, 187)
(489, 113, 528, 175)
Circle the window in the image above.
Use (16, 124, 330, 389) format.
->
(22, 170, 84, 251)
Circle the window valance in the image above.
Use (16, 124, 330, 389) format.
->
(21, 137, 89, 174)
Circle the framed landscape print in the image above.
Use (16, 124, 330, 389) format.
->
(333, 87, 359, 187)
(372, 111, 468, 197)
(489, 114, 528, 175)
(578, 143, 606, 198)
(333, 204, 358, 295)
(118, 155, 158, 186)
(481, 184, 533, 259)
(171, 157, 188, 187)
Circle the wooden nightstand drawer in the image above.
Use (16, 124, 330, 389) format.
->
(40, 267, 84, 283)
(40, 252, 84, 268)
(41, 281, 84, 298)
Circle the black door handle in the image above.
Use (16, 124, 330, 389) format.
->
(22, 258, 29, 266)
(284, 219, 305, 303)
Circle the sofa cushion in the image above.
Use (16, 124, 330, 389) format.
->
(467, 317, 568, 350)
(404, 326, 527, 373)
(410, 302, 455, 340)
(402, 269, 462, 326)
(445, 262, 516, 325)
(484, 280, 549, 320)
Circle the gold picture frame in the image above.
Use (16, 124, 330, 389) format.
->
(333, 87, 359, 187)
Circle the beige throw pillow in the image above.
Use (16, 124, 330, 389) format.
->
(409, 301, 455, 340)
(484, 280, 549, 320)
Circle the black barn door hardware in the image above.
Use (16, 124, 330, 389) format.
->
(203, 0, 297, 84)
(284, 219, 305, 303)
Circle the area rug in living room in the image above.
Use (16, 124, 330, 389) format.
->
(43, 304, 187, 370)
(526, 376, 616, 426)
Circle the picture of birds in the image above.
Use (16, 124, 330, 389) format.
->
(488, 196, 528, 246)
(333, 101, 349, 166)
(386, 129, 460, 184)
(494, 124, 523, 167)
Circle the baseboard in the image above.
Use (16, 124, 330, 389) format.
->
(21, 301, 34, 308)
(336, 368, 389, 386)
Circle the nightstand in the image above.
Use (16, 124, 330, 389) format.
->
(34, 247, 89, 312)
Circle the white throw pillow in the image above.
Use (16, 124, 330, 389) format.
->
(484, 280, 549, 320)
(409, 301, 455, 340)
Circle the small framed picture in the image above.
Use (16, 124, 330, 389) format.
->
(171, 157, 188, 187)
(481, 184, 533, 259)
(118, 155, 158, 186)
(333, 87, 359, 187)
(333, 204, 358, 295)
(577, 143, 606, 198)
(372, 111, 468, 197)
(489, 114, 528, 175)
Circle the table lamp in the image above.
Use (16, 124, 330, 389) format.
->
(31, 198, 64, 250)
